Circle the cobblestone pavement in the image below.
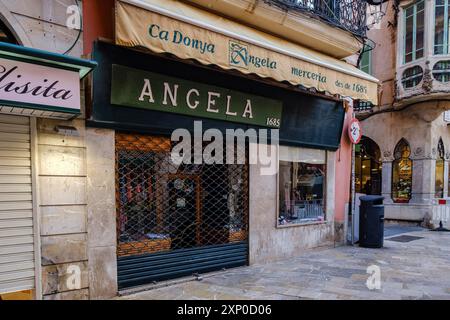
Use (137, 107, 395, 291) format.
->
(118, 229, 450, 300)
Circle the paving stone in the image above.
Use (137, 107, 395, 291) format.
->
(118, 229, 450, 300)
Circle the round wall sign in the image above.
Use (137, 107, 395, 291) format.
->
(348, 118, 362, 144)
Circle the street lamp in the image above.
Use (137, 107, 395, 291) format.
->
(365, 0, 389, 29)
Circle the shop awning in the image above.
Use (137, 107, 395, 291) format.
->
(0, 42, 97, 119)
(116, 0, 379, 105)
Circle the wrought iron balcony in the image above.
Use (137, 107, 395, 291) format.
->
(266, 0, 368, 38)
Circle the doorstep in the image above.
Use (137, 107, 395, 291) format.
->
(116, 267, 247, 298)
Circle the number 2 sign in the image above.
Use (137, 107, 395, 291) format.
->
(348, 118, 362, 144)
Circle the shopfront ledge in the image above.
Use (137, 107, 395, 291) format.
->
(384, 203, 431, 222)
(384, 203, 433, 207)
(276, 220, 330, 229)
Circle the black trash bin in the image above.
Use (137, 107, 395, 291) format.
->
(359, 195, 384, 248)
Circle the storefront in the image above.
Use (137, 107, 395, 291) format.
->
(86, 0, 379, 290)
(0, 42, 96, 299)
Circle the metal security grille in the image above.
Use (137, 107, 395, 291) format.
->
(115, 133, 249, 287)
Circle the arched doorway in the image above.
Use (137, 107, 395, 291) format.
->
(355, 136, 382, 195)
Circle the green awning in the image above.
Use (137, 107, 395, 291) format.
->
(0, 43, 97, 120)
(0, 42, 97, 78)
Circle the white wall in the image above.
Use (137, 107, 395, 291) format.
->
(0, 0, 82, 56)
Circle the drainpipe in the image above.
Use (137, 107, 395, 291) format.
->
(344, 98, 356, 245)
(350, 115, 356, 246)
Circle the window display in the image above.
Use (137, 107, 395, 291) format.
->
(435, 138, 445, 198)
(392, 139, 412, 203)
(278, 146, 326, 226)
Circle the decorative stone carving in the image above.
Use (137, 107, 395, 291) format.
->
(446, 152, 450, 160)
(382, 150, 393, 161)
(422, 61, 433, 93)
(414, 147, 424, 156)
(393, 79, 399, 102)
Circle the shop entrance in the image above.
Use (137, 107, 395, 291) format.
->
(355, 136, 382, 195)
(115, 133, 249, 289)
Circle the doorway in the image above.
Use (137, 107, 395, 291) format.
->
(355, 136, 382, 195)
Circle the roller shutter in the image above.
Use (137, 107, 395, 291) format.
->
(0, 114, 35, 294)
(115, 133, 249, 289)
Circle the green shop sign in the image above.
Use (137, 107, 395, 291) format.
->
(110, 65, 283, 128)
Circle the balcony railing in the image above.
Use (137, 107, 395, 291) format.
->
(266, 0, 368, 37)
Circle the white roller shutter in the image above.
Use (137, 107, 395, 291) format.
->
(0, 114, 35, 294)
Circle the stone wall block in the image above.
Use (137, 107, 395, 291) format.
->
(41, 234, 87, 266)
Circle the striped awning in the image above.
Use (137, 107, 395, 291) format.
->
(115, 0, 379, 104)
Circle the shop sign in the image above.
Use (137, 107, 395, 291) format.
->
(110, 64, 283, 128)
(348, 118, 362, 144)
(115, 0, 379, 104)
(0, 57, 81, 114)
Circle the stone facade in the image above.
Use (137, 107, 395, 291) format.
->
(86, 128, 117, 299)
(358, 0, 450, 228)
(38, 117, 90, 300)
(361, 103, 450, 228)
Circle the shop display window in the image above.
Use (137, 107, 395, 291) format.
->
(278, 146, 326, 226)
(435, 138, 445, 198)
(392, 139, 413, 203)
